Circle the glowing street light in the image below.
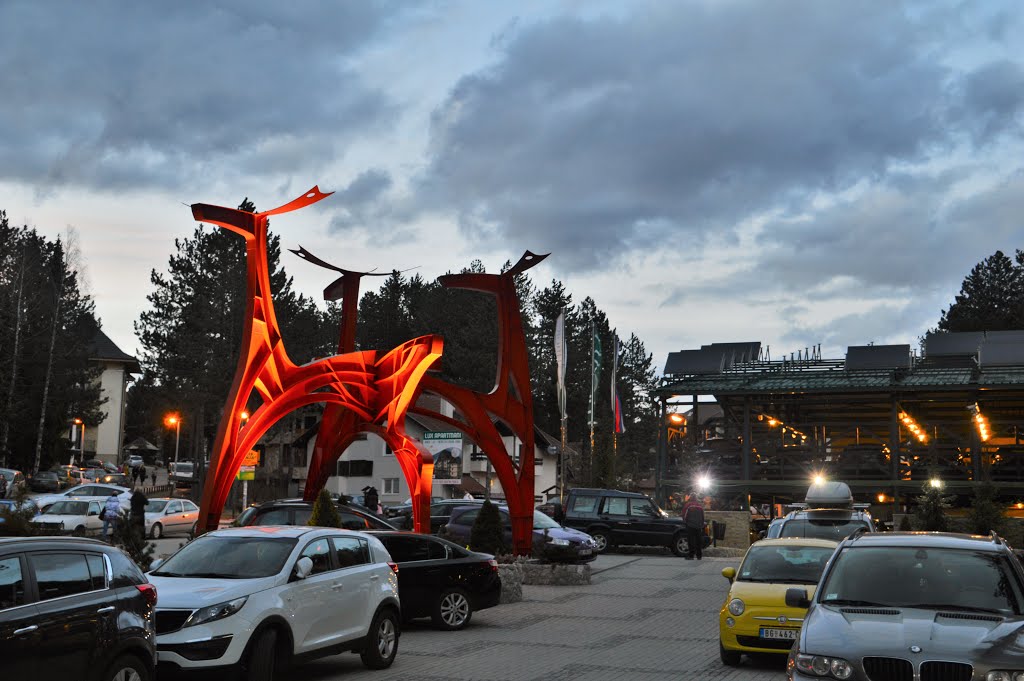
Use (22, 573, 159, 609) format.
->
(929, 478, 943, 489)
(696, 475, 712, 492)
(164, 413, 182, 464)
(812, 473, 827, 486)
(71, 417, 85, 465)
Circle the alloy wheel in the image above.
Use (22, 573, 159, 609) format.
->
(592, 533, 608, 551)
(440, 592, 470, 627)
(110, 668, 142, 681)
(377, 617, 396, 658)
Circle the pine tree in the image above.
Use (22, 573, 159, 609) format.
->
(912, 485, 951, 531)
(968, 482, 1004, 536)
(469, 500, 505, 555)
(937, 250, 1024, 331)
(112, 509, 156, 571)
(308, 488, 342, 527)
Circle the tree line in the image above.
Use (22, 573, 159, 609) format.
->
(0, 211, 104, 473)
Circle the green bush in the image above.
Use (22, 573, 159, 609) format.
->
(308, 488, 342, 528)
(112, 509, 155, 572)
(0, 487, 39, 536)
(968, 482, 1004, 536)
(912, 486, 951, 532)
(897, 515, 912, 532)
(470, 500, 505, 555)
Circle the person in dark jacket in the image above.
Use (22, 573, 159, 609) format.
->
(681, 492, 705, 560)
(130, 489, 148, 542)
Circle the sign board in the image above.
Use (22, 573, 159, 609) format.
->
(236, 466, 255, 481)
(423, 431, 463, 485)
(241, 449, 260, 467)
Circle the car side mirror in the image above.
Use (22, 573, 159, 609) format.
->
(150, 558, 164, 571)
(785, 587, 810, 609)
(721, 567, 736, 582)
(292, 556, 314, 581)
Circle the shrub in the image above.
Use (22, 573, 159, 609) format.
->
(112, 509, 155, 571)
(897, 515, 912, 532)
(308, 488, 342, 528)
(0, 487, 39, 537)
(968, 481, 1004, 536)
(912, 485, 951, 532)
(470, 500, 505, 555)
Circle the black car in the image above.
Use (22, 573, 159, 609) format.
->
(234, 498, 398, 531)
(443, 505, 597, 563)
(391, 498, 490, 533)
(0, 536, 157, 680)
(556, 488, 697, 556)
(28, 471, 62, 493)
(370, 531, 500, 630)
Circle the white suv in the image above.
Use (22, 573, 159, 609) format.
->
(148, 526, 401, 679)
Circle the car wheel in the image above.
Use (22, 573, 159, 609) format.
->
(150, 522, 163, 539)
(720, 641, 741, 667)
(671, 533, 689, 557)
(589, 529, 612, 553)
(188, 522, 197, 539)
(360, 608, 399, 669)
(73, 525, 86, 537)
(432, 588, 473, 630)
(102, 653, 150, 681)
(243, 627, 290, 681)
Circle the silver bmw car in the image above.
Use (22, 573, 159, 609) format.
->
(786, 531, 1024, 681)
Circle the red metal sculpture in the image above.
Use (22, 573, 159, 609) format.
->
(193, 188, 442, 534)
(303, 250, 547, 554)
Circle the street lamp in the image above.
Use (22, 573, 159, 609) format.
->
(929, 477, 943, 489)
(71, 418, 85, 465)
(696, 475, 712, 492)
(164, 413, 182, 464)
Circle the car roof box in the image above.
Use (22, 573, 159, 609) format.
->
(805, 481, 853, 508)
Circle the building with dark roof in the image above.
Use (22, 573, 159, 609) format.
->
(655, 332, 1024, 514)
(87, 329, 141, 463)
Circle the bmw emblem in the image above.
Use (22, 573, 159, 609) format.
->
(777, 616, 788, 624)
(909, 645, 922, 654)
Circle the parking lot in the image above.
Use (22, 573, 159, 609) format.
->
(257, 554, 784, 681)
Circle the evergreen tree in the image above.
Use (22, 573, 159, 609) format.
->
(937, 250, 1024, 331)
(897, 515, 912, 532)
(968, 482, 1005, 536)
(308, 488, 342, 527)
(469, 500, 505, 555)
(111, 508, 155, 571)
(912, 485, 951, 531)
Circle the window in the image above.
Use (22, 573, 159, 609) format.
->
(336, 460, 373, 477)
(382, 536, 447, 562)
(31, 553, 94, 600)
(630, 498, 658, 517)
(383, 478, 400, 494)
(183, 501, 199, 512)
(603, 496, 628, 515)
(332, 537, 370, 568)
(384, 445, 393, 457)
(453, 509, 480, 526)
(0, 556, 26, 610)
(293, 508, 313, 525)
(340, 512, 368, 530)
(569, 495, 599, 515)
(86, 554, 106, 590)
(167, 501, 183, 514)
(88, 501, 101, 516)
(300, 538, 333, 575)
(254, 508, 291, 525)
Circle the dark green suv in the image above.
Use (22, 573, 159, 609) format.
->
(555, 488, 698, 556)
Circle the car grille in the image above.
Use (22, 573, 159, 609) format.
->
(155, 609, 194, 634)
(735, 635, 794, 650)
(920, 661, 972, 681)
(841, 607, 901, 616)
(863, 656, 913, 681)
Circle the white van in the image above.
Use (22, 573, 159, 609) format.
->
(169, 461, 195, 484)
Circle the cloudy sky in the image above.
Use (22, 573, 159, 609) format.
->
(3, 0, 1023, 370)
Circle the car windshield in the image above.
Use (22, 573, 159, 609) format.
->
(779, 518, 870, 540)
(151, 535, 297, 579)
(36, 472, 57, 480)
(533, 510, 561, 529)
(146, 500, 169, 513)
(47, 500, 89, 515)
(738, 544, 835, 584)
(175, 463, 194, 471)
(820, 546, 1024, 614)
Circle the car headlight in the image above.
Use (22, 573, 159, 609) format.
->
(184, 597, 247, 628)
(549, 538, 570, 546)
(728, 598, 745, 616)
(794, 654, 853, 679)
(987, 673, 1024, 681)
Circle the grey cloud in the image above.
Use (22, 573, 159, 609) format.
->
(328, 168, 394, 231)
(779, 302, 936, 356)
(0, 1, 404, 192)
(410, 2, 1024, 272)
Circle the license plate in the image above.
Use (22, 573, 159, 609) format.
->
(759, 627, 798, 640)
(579, 549, 592, 555)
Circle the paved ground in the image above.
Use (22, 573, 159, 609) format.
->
(272, 554, 785, 681)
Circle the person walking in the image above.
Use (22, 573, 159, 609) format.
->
(102, 491, 122, 541)
(130, 489, 148, 542)
(151, 469, 157, 486)
(0, 473, 7, 500)
(681, 492, 705, 561)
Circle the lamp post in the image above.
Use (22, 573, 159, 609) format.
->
(72, 418, 85, 466)
(239, 411, 250, 510)
(164, 414, 181, 465)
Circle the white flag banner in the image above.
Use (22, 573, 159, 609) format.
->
(554, 309, 567, 419)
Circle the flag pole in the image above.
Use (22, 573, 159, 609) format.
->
(589, 319, 595, 486)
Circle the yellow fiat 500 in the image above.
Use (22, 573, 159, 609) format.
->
(719, 538, 838, 666)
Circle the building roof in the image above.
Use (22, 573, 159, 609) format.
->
(89, 329, 141, 373)
(124, 437, 158, 452)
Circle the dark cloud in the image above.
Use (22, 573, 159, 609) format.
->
(410, 2, 1024, 272)
(0, 1, 403, 192)
(328, 168, 393, 231)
